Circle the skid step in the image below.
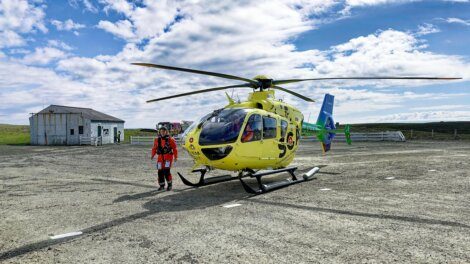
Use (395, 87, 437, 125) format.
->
(178, 169, 238, 187)
(240, 166, 320, 194)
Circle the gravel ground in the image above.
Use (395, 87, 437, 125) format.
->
(0, 141, 469, 263)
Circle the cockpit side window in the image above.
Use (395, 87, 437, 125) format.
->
(263, 116, 277, 139)
(241, 114, 262, 143)
(280, 120, 288, 142)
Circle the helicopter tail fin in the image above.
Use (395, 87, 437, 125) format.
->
(316, 94, 336, 153)
(302, 94, 351, 152)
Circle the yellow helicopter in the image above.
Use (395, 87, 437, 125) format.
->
(133, 63, 460, 194)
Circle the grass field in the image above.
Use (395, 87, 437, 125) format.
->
(123, 129, 156, 143)
(0, 124, 30, 145)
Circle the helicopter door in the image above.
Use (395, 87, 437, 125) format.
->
(278, 119, 289, 158)
(239, 114, 262, 159)
(261, 116, 278, 161)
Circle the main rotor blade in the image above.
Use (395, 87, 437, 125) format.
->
(132, 63, 258, 85)
(146, 84, 252, 103)
(273, 77, 462, 85)
(272, 86, 315, 102)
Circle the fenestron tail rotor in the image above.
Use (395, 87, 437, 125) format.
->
(132, 62, 462, 103)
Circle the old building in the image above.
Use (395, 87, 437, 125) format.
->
(30, 105, 125, 145)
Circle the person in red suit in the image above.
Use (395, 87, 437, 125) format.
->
(151, 126, 178, 191)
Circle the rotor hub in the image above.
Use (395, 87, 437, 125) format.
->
(253, 75, 273, 90)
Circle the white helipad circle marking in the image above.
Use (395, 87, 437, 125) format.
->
(320, 188, 331, 191)
(428, 169, 437, 172)
(385, 177, 395, 180)
(223, 203, 242, 208)
(50, 231, 83, 240)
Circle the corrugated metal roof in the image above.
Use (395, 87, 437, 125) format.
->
(37, 105, 125, 122)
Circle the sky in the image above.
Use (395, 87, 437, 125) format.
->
(0, 0, 469, 128)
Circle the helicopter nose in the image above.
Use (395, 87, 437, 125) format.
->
(201, 146, 233, 160)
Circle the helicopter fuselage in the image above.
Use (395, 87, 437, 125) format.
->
(181, 90, 304, 171)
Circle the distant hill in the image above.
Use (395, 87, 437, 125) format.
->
(0, 124, 30, 145)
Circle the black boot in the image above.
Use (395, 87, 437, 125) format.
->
(167, 183, 172, 191)
(158, 185, 165, 191)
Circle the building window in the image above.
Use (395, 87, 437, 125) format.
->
(70, 129, 74, 135)
(79, 126, 84, 134)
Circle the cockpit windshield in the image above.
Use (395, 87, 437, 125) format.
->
(199, 108, 247, 145)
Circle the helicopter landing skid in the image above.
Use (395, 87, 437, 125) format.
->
(239, 166, 320, 195)
(177, 169, 238, 187)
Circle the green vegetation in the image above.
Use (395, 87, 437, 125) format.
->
(123, 129, 156, 143)
(326, 121, 470, 140)
(0, 124, 30, 145)
(2, 121, 468, 145)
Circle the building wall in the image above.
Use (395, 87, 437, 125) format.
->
(29, 113, 91, 145)
(90, 122, 124, 144)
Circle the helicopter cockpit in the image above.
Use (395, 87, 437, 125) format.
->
(199, 108, 247, 145)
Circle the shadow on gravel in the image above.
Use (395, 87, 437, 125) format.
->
(91, 178, 157, 189)
(316, 171, 342, 175)
(0, 180, 250, 261)
(113, 186, 194, 203)
(249, 200, 470, 229)
(141, 181, 249, 212)
(113, 190, 163, 203)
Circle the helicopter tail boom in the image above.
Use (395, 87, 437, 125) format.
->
(302, 94, 351, 152)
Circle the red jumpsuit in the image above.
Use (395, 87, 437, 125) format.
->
(151, 135, 178, 188)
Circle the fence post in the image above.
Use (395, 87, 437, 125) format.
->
(410, 129, 413, 140)
(454, 129, 457, 140)
(431, 129, 434, 139)
(381, 131, 384, 141)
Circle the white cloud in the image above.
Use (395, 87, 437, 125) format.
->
(0, 0, 47, 48)
(97, 1, 180, 42)
(416, 23, 440, 35)
(21, 47, 68, 65)
(411, 104, 470, 111)
(314, 29, 470, 82)
(8, 48, 29, 54)
(68, 0, 98, 13)
(51, 19, 85, 32)
(0, 30, 24, 47)
(1, 0, 470, 126)
(445, 17, 470, 26)
(376, 111, 470, 122)
(346, 0, 415, 6)
(97, 19, 135, 40)
(47, 40, 73, 51)
(0, 0, 47, 33)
